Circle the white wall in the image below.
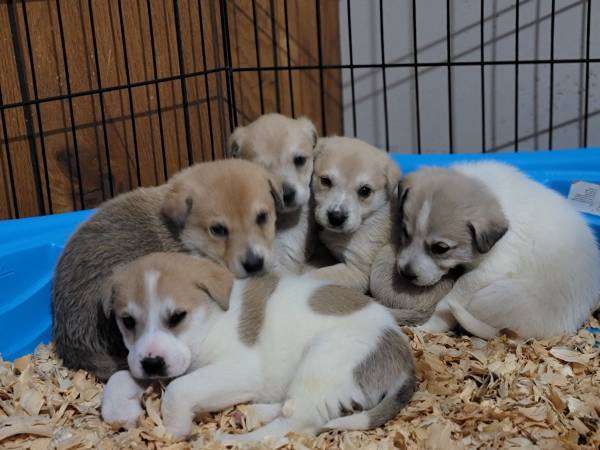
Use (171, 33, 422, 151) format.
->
(339, 0, 600, 153)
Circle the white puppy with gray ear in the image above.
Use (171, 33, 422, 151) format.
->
(101, 252, 415, 443)
(310, 137, 401, 292)
(229, 113, 319, 274)
(396, 161, 600, 338)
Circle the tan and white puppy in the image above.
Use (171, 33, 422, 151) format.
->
(229, 113, 319, 274)
(396, 162, 600, 338)
(53, 159, 282, 381)
(101, 253, 416, 443)
(310, 137, 401, 291)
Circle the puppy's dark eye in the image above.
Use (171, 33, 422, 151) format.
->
(256, 211, 268, 225)
(209, 223, 229, 238)
(293, 155, 307, 168)
(320, 176, 332, 188)
(431, 242, 450, 255)
(167, 310, 187, 328)
(122, 315, 136, 331)
(357, 185, 372, 198)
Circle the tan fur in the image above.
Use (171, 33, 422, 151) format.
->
(229, 113, 316, 176)
(238, 274, 280, 346)
(308, 285, 371, 315)
(229, 113, 320, 274)
(109, 253, 234, 325)
(313, 137, 400, 197)
(53, 159, 281, 380)
(162, 159, 284, 276)
(310, 137, 401, 292)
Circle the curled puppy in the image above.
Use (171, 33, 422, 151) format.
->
(310, 137, 401, 292)
(370, 244, 455, 326)
(53, 159, 282, 380)
(101, 252, 416, 443)
(396, 162, 600, 338)
(229, 113, 319, 274)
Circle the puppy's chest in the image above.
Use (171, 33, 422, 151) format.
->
(274, 208, 313, 271)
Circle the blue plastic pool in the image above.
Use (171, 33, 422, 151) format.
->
(1, 149, 600, 361)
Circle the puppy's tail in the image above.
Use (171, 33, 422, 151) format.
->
(321, 375, 416, 431)
(388, 307, 431, 326)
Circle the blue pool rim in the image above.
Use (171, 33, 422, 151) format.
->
(1, 148, 600, 361)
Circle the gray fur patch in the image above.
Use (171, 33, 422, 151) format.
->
(238, 274, 280, 345)
(309, 285, 370, 315)
(353, 328, 416, 428)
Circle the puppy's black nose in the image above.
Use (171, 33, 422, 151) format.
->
(282, 183, 296, 206)
(242, 251, 264, 275)
(327, 209, 347, 228)
(399, 266, 418, 282)
(141, 356, 166, 377)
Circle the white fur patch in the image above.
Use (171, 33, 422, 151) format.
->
(416, 200, 431, 233)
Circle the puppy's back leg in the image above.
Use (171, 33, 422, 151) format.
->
(448, 279, 541, 339)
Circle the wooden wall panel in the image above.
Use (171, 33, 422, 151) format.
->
(0, 0, 341, 219)
(225, 0, 342, 136)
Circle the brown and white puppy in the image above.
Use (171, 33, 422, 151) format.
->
(309, 137, 401, 292)
(101, 252, 415, 443)
(101, 254, 233, 429)
(229, 113, 319, 274)
(52, 159, 282, 381)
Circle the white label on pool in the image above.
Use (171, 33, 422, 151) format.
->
(568, 181, 600, 216)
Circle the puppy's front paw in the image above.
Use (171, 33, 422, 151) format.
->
(101, 370, 144, 429)
(161, 387, 193, 441)
(101, 396, 143, 429)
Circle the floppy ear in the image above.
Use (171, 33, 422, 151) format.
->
(297, 116, 318, 149)
(102, 273, 121, 318)
(161, 183, 193, 229)
(468, 210, 509, 254)
(268, 175, 284, 211)
(397, 182, 410, 223)
(194, 260, 234, 310)
(228, 127, 245, 158)
(313, 137, 327, 158)
(386, 160, 402, 197)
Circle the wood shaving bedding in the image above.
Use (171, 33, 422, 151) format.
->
(1, 318, 598, 449)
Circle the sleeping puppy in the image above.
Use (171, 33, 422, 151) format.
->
(101, 252, 416, 443)
(309, 137, 401, 292)
(229, 113, 319, 274)
(369, 244, 455, 326)
(396, 161, 600, 338)
(53, 160, 282, 381)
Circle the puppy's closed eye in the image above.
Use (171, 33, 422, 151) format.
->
(121, 315, 136, 331)
(430, 242, 450, 255)
(167, 310, 187, 328)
